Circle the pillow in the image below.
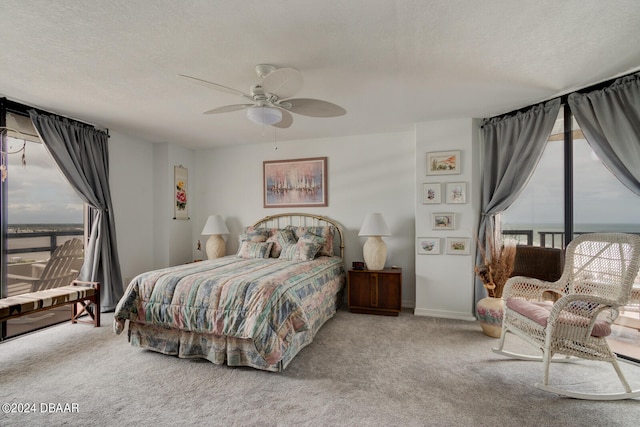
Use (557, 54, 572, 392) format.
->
(286, 225, 335, 257)
(276, 229, 297, 246)
(278, 243, 300, 261)
(298, 232, 326, 247)
(237, 241, 274, 259)
(239, 227, 270, 244)
(267, 229, 296, 258)
(265, 234, 281, 257)
(279, 232, 325, 261)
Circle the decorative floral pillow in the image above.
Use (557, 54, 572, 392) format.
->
(237, 241, 274, 259)
(279, 232, 326, 261)
(239, 227, 270, 244)
(285, 225, 335, 257)
(278, 243, 300, 261)
(267, 228, 296, 258)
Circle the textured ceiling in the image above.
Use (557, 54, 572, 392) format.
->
(1, 0, 639, 149)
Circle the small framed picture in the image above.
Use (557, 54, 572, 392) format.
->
(426, 150, 461, 175)
(422, 183, 442, 204)
(447, 237, 471, 255)
(417, 237, 440, 255)
(432, 213, 455, 230)
(446, 182, 467, 204)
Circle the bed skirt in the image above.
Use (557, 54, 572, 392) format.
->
(125, 282, 344, 372)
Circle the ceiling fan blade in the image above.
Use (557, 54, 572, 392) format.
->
(273, 109, 293, 129)
(287, 98, 346, 118)
(262, 68, 303, 99)
(203, 104, 253, 114)
(178, 74, 252, 100)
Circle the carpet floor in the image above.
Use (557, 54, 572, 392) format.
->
(1, 308, 640, 426)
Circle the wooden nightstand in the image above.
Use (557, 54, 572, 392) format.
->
(348, 268, 402, 316)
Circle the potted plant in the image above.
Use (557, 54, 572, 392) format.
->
(474, 233, 517, 337)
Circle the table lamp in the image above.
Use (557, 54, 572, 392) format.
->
(358, 213, 391, 270)
(201, 214, 230, 259)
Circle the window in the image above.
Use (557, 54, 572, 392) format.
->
(501, 106, 565, 247)
(573, 138, 640, 235)
(2, 112, 85, 338)
(500, 101, 640, 361)
(502, 105, 640, 247)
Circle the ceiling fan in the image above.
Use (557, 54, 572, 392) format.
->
(179, 64, 346, 128)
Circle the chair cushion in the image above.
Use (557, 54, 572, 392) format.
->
(506, 298, 611, 337)
(0, 285, 96, 321)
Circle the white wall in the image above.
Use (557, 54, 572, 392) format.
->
(109, 130, 155, 285)
(414, 119, 479, 321)
(194, 131, 417, 306)
(110, 133, 196, 286)
(153, 143, 196, 268)
(109, 122, 481, 314)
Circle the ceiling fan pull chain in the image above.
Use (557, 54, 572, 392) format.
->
(273, 127, 278, 151)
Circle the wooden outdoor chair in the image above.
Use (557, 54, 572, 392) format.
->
(493, 233, 640, 400)
(7, 238, 84, 296)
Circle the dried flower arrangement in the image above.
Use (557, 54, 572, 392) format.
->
(475, 234, 517, 298)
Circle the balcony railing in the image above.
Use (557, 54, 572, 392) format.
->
(502, 229, 568, 248)
(7, 230, 84, 263)
(502, 230, 533, 245)
(502, 229, 640, 249)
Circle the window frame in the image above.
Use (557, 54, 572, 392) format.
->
(0, 99, 89, 339)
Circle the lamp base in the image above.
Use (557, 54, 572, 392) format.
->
(363, 236, 386, 271)
(206, 235, 226, 259)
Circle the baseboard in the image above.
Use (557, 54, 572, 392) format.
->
(413, 307, 477, 322)
(401, 299, 415, 309)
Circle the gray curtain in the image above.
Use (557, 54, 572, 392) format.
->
(476, 98, 560, 306)
(29, 111, 123, 311)
(568, 71, 640, 196)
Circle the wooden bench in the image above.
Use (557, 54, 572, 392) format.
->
(0, 280, 100, 327)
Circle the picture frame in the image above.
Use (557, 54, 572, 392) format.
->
(432, 213, 455, 230)
(446, 237, 471, 255)
(422, 183, 442, 204)
(173, 165, 189, 220)
(417, 237, 440, 255)
(263, 157, 328, 208)
(426, 150, 461, 175)
(446, 182, 467, 204)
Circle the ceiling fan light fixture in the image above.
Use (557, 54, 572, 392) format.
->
(247, 106, 282, 126)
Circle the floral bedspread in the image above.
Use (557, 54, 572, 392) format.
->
(114, 256, 344, 364)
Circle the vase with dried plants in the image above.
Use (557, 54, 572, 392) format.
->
(475, 234, 517, 337)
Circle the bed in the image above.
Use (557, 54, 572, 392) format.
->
(113, 213, 345, 371)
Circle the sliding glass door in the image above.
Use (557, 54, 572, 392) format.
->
(501, 103, 640, 361)
(1, 110, 85, 338)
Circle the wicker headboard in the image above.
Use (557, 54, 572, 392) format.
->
(251, 213, 345, 259)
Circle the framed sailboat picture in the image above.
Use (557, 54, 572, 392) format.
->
(263, 157, 328, 208)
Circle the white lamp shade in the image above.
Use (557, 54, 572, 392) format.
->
(247, 106, 282, 125)
(358, 213, 391, 237)
(201, 215, 229, 235)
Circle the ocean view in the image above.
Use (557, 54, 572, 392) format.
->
(8, 223, 83, 233)
(7, 223, 84, 263)
(503, 223, 640, 247)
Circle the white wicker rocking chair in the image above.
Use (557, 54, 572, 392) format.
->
(493, 233, 640, 400)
